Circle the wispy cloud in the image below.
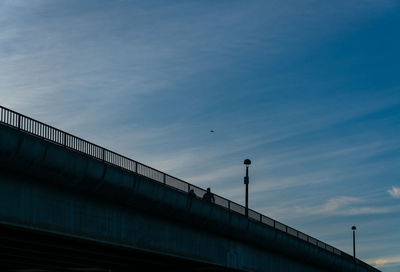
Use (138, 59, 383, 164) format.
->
(293, 196, 396, 217)
(367, 256, 400, 269)
(388, 186, 400, 199)
(0, 0, 394, 113)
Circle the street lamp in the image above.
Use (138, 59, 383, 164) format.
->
(352, 226, 357, 260)
(243, 159, 251, 217)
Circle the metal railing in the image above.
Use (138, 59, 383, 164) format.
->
(0, 105, 377, 270)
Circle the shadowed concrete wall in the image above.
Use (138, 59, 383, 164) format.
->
(0, 124, 379, 272)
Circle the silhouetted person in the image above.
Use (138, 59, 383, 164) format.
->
(188, 189, 196, 198)
(202, 187, 215, 203)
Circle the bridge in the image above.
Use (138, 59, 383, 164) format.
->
(0, 105, 380, 272)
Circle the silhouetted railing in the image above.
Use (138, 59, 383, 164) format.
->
(0, 105, 377, 270)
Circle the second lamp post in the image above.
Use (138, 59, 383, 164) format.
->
(244, 159, 251, 217)
(352, 226, 357, 260)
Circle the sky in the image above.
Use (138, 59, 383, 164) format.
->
(1, 0, 399, 270)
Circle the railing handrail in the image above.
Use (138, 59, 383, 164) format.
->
(0, 105, 378, 271)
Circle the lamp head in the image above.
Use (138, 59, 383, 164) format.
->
(244, 159, 251, 166)
(352, 226, 356, 230)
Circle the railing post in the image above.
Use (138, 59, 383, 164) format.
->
(18, 115, 21, 130)
(64, 133, 67, 147)
(102, 149, 105, 162)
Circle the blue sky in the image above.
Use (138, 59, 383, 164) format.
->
(1, 0, 399, 270)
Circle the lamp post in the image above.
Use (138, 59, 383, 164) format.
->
(352, 226, 357, 260)
(243, 159, 251, 217)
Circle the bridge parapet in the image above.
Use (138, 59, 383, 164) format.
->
(0, 105, 379, 272)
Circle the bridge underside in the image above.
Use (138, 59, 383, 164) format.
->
(0, 224, 232, 272)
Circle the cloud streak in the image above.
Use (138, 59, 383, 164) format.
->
(388, 186, 400, 199)
(291, 196, 397, 218)
(367, 256, 400, 269)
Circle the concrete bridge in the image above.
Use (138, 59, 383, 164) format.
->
(0, 105, 380, 272)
